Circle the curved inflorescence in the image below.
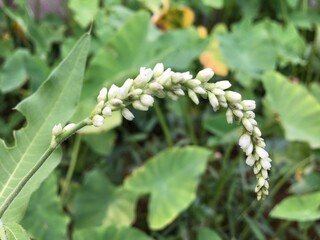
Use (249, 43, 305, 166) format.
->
(53, 63, 271, 200)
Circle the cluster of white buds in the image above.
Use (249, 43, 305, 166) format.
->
(55, 63, 271, 200)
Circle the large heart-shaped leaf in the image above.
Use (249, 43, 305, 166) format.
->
(270, 191, 320, 221)
(73, 170, 138, 229)
(124, 147, 211, 230)
(0, 33, 90, 222)
(21, 173, 69, 239)
(263, 71, 320, 148)
(73, 226, 152, 240)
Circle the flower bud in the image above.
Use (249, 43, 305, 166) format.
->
(153, 63, 164, 77)
(255, 146, 269, 159)
(187, 79, 201, 88)
(244, 111, 255, 118)
(171, 72, 183, 84)
(97, 87, 108, 102)
(122, 108, 135, 121)
(52, 123, 63, 136)
(63, 123, 76, 132)
(226, 108, 233, 124)
(108, 84, 120, 99)
(131, 88, 143, 96)
(102, 106, 112, 116)
(118, 79, 133, 99)
(92, 115, 104, 127)
(134, 68, 153, 88)
(140, 94, 154, 107)
(245, 143, 253, 155)
(193, 86, 206, 95)
(208, 92, 219, 110)
(188, 89, 199, 105)
(261, 157, 271, 170)
(233, 109, 243, 119)
(261, 169, 268, 179)
(174, 89, 185, 96)
(133, 100, 148, 111)
(109, 98, 123, 106)
(167, 92, 178, 101)
(225, 91, 242, 103)
(158, 68, 172, 85)
(239, 133, 251, 149)
(242, 118, 253, 132)
(258, 177, 265, 187)
(215, 80, 231, 90)
(249, 118, 257, 126)
(241, 100, 256, 111)
(181, 72, 193, 82)
(253, 127, 262, 137)
(212, 88, 225, 96)
(246, 155, 256, 166)
(149, 81, 163, 91)
(196, 68, 214, 82)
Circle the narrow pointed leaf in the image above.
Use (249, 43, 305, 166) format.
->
(0, 33, 90, 222)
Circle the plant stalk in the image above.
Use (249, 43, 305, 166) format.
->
(0, 120, 88, 218)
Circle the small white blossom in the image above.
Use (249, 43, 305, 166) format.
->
(242, 118, 254, 132)
(246, 155, 256, 166)
(261, 169, 268, 179)
(108, 84, 120, 99)
(244, 111, 255, 118)
(187, 79, 202, 88)
(63, 123, 76, 132)
(255, 146, 269, 159)
(149, 81, 163, 91)
(102, 106, 112, 116)
(134, 68, 153, 87)
(174, 89, 185, 96)
(52, 123, 63, 136)
(261, 157, 271, 170)
(188, 89, 199, 105)
(239, 133, 251, 149)
(196, 68, 214, 82)
(225, 91, 242, 103)
(140, 94, 154, 107)
(153, 63, 164, 77)
(158, 68, 172, 85)
(171, 72, 183, 84)
(118, 79, 133, 99)
(245, 143, 254, 155)
(241, 100, 256, 111)
(109, 98, 123, 106)
(226, 108, 233, 124)
(97, 87, 108, 102)
(215, 80, 231, 90)
(122, 108, 135, 121)
(233, 109, 244, 119)
(193, 86, 206, 95)
(208, 92, 219, 110)
(253, 127, 262, 137)
(181, 72, 193, 82)
(258, 177, 265, 187)
(92, 115, 104, 127)
(212, 88, 225, 96)
(133, 100, 149, 111)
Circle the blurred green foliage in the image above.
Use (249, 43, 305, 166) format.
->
(0, 0, 320, 239)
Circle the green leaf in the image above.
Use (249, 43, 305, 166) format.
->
(73, 226, 152, 240)
(263, 71, 320, 148)
(69, 0, 99, 28)
(124, 147, 211, 230)
(4, 222, 30, 240)
(202, 0, 224, 9)
(197, 227, 222, 240)
(217, 20, 276, 85)
(0, 33, 90, 222)
(0, 49, 29, 93)
(21, 173, 69, 240)
(270, 192, 320, 221)
(73, 170, 138, 229)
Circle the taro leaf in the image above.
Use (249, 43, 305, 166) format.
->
(0, 33, 90, 222)
(197, 227, 222, 240)
(69, 0, 99, 28)
(73, 226, 152, 240)
(124, 147, 211, 230)
(73, 170, 138, 229)
(21, 173, 69, 240)
(3, 222, 30, 240)
(263, 71, 320, 148)
(78, 11, 206, 119)
(270, 191, 320, 221)
(0, 49, 29, 93)
(217, 20, 276, 86)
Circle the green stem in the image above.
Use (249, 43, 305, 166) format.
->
(60, 134, 82, 204)
(0, 120, 89, 218)
(153, 102, 173, 147)
(181, 99, 198, 145)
